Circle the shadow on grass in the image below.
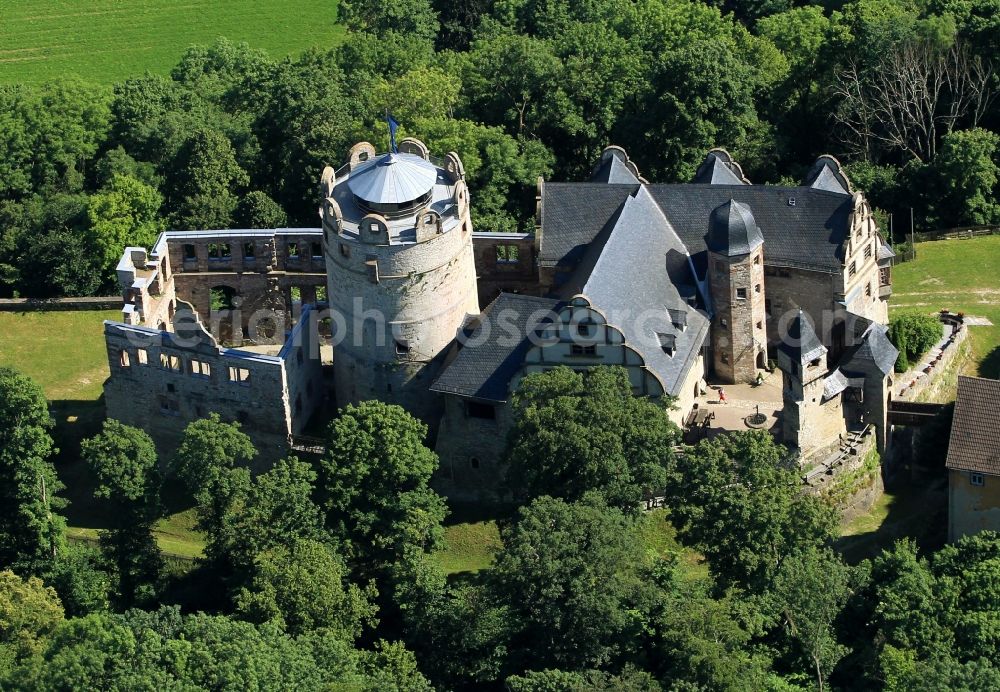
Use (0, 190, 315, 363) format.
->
(836, 473, 948, 564)
(978, 344, 1000, 379)
(51, 399, 196, 516)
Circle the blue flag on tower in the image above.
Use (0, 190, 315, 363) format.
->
(387, 113, 400, 154)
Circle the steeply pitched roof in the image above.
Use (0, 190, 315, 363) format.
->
(707, 199, 764, 257)
(591, 154, 641, 184)
(430, 293, 561, 402)
(946, 376, 1000, 475)
(803, 156, 852, 195)
(539, 183, 853, 273)
(568, 186, 710, 396)
(841, 322, 898, 376)
(692, 150, 749, 185)
(779, 310, 827, 365)
(539, 182, 636, 267)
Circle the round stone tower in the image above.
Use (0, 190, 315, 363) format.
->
(707, 199, 767, 383)
(321, 139, 480, 423)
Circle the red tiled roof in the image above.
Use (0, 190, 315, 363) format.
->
(945, 376, 1000, 475)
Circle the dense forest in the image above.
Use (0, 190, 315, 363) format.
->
(1, 362, 998, 690)
(1, 0, 999, 298)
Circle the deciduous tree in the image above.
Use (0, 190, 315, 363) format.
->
(0, 368, 65, 575)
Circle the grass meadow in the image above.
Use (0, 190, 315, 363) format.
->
(839, 234, 1000, 556)
(889, 234, 1000, 392)
(0, 0, 344, 85)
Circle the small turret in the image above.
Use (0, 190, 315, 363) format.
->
(707, 199, 767, 383)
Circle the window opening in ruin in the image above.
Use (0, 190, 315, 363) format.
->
(295, 395, 302, 414)
(395, 339, 411, 356)
(137, 349, 148, 365)
(167, 383, 175, 393)
(721, 353, 730, 364)
(158, 396, 180, 416)
(311, 242, 322, 258)
(183, 244, 196, 261)
(190, 360, 211, 379)
(810, 358, 821, 367)
(210, 286, 236, 311)
(736, 287, 747, 299)
(754, 255, 760, 265)
(120, 350, 131, 367)
(496, 244, 520, 264)
(208, 243, 231, 260)
(755, 284, 761, 293)
(228, 366, 251, 385)
(470, 457, 481, 469)
(316, 286, 327, 302)
(570, 344, 596, 356)
(467, 402, 496, 420)
(866, 283, 872, 298)
(290, 286, 301, 305)
(757, 321, 763, 330)
(287, 242, 299, 258)
(339, 243, 350, 258)
(244, 242, 256, 259)
(720, 318, 728, 328)
(160, 354, 182, 372)
(237, 411, 249, 424)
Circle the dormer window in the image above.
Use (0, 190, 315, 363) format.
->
(657, 332, 676, 356)
(667, 308, 687, 331)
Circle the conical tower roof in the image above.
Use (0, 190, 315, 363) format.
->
(347, 152, 438, 206)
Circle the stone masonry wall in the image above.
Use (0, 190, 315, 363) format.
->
(433, 394, 513, 503)
(103, 310, 323, 469)
(471, 233, 540, 305)
(166, 230, 327, 345)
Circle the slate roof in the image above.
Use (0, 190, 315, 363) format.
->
(840, 322, 898, 376)
(430, 293, 561, 403)
(804, 156, 852, 195)
(692, 150, 749, 185)
(823, 368, 849, 401)
(591, 154, 641, 184)
(564, 186, 711, 397)
(539, 183, 854, 273)
(945, 376, 1000, 475)
(779, 310, 827, 365)
(707, 199, 764, 257)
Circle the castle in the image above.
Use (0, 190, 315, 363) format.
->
(103, 139, 897, 498)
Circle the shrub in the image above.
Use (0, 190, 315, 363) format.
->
(889, 313, 941, 372)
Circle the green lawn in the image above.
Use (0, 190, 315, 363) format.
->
(433, 504, 708, 579)
(0, 0, 344, 86)
(890, 235, 1000, 395)
(0, 309, 206, 561)
(837, 476, 948, 563)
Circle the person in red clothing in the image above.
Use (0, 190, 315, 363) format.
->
(718, 387, 727, 404)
